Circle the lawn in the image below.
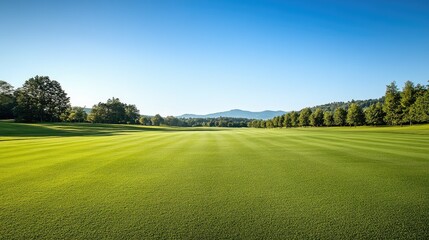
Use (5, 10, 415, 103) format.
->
(0, 121, 428, 239)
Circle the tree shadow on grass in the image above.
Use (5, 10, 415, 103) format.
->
(0, 121, 227, 138)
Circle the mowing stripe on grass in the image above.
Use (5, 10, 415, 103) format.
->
(0, 123, 428, 239)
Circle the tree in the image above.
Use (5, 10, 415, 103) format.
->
(346, 103, 364, 126)
(283, 113, 292, 128)
(151, 114, 164, 126)
(290, 111, 299, 127)
(68, 107, 87, 122)
(105, 97, 126, 123)
(14, 76, 70, 122)
(383, 81, 402, 125)
(278, 115, 285, 128)
(409, 90, 429, 123)
(309, 108, 324, 127)
(272, 116, 279, 128)
(88, 97, 139, 124)
(139, 116, 151, 125)
(333, 107, 347, 126)
(323, 111, 334, 126)
(164, 116, 180, 126)
(365, 103, 385, 126)
(400, 80, 416, 125)
(125, 104, 140, 124)
(299, 108, 312, 127)
(0, 80, 15, 119)
(87, 103, 108, 123)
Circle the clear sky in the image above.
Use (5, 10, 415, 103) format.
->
(1, 0, 428, 116)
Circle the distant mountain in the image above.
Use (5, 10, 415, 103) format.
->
(177, 109, 286, 120)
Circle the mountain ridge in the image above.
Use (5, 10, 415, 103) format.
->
(177, 109, 286, 120)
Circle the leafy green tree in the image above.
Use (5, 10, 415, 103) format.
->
(414, 83, 427, 98)
(400, 80, 416, 125)
(68, 107, 87, 122)
(151, 114, 164, 126)
(409, 90, 429, 123)
(139, 116, 151, 125)
(323, 111, 334, 126)
(272, 116, 279, 128)
(333, 107, 347, 126)
(283, 113, 291, 128)
(299, 108, 312, 127)
(14, 76, 70, 122)
(346, 103, 365, 126)
(383, 81, 402, 125)
(88, 97, 139, 124)
(248, 120, 256, 128)
(87, 103, 109, 123)
(125, 104, 140, 124)
(106, 97, 126, 123)
(290, 111, 299, 127)
(365, 103, 385, 126)
(309, 108, 324, 127)
(164, 116, 180, 126)
(0, 80, 15, 119)
(278, 115, 285, 128)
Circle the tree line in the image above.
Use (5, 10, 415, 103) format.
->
(249, 81, 429, 128)
(138, 115, 250, 127)
(0, 75, 251, 127)
(1, 77, 428, 127)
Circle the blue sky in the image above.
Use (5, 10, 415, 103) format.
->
(1, 0, 428, 116)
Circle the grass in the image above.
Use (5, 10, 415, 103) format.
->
(1, 121, 428, 239)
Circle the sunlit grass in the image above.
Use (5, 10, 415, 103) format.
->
(1, 122, 428, 239)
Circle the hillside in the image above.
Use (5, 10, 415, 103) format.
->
(309, 98, 384, 112)
(178, 109, 286, 120)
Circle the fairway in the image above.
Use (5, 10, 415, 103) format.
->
(1, 122, 428, 239)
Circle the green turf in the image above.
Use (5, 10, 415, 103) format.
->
(1, 121, 428, 239)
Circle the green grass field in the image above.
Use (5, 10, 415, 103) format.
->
(1, 121, 428, 239)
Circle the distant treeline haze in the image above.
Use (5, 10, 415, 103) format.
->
(1, 76, 428, 127)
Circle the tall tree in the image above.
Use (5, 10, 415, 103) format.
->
(151, 114, 164, 126)
(346, 103, 365, 126)
(400, 80, 416, 125)
(290, 111, 299, 127)
(272, 116, 279, 128)
(409, 90, 429, 123)
(383, 81, 402, 125)
(106, 97, 126, 123)
(88, 97, 139, 124)
(164, 116, 180, 126)
(299, 108, 312, 127)
(309, 108, 324, 127)
(323, 111, 334, 126)
(67, 107, 87, 122)
(0, 80, 15, 119)
(365, 102, 385, 126)
(125, 104, 140, 124)
(333, 107, 347, 126)
(283, 113, 292, 128)
(14, 76, 70, 122)
(139, 116, 152, 125)
(278, 115, 285, 128)
(87, 103, 109, 123)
